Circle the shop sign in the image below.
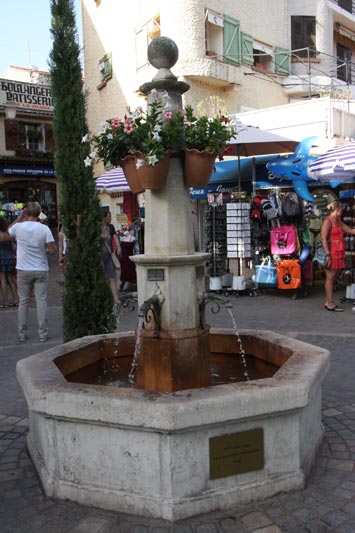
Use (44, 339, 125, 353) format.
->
(0, 78, 53, 112)
(1, 165, 55, 177)
(189, 182, 237, 199)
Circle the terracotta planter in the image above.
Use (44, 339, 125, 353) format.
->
(118, 155, 144, 194)
(135, 153, 171, 190)
(183, 148, 217, 187)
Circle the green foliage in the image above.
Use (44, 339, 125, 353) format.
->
(87, 90, 184, 168)
(50, 0, 115, 341)
(184, 105, 236, 155)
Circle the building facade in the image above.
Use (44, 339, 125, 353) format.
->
(0, 67, 58, 227)
(82, 0, 355, 140)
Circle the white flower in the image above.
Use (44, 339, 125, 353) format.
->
(153, 124, 162, 132)
(89, 151, 97, 159)
(152, 131, 161, 141)
(84, 156, 92, 167)
(81, 133, 89, 143)
(136, 158, 145, 169)
(151, 88, 157, 95)
(147, 154, 159, 166)
(107, 133, 113, 140)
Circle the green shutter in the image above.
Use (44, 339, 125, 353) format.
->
(274, 46, 291, 75)
(223, 15, 240, 65)
(241, 32, 253, 66)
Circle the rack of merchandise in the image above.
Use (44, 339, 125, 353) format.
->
(339, 194, 355, 300)
(204, 204, 227, 290)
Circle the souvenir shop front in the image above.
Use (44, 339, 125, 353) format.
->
(192, 158, 353, 293)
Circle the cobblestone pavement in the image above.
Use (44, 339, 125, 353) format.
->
(1, 262, 355, 531)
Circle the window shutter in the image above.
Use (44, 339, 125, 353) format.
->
(5, 119, 20, 151)
(44, 124, 55, 151)
(274, 46, 291, 75)
(223, 15, 240, 65)
(241, 32, 253, 66)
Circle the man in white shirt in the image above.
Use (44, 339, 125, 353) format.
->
(9, 202, 57, 342)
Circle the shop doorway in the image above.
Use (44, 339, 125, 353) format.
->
(0, 180, 58, 228)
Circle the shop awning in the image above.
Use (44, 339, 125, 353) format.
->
(95, 167, 131, 193)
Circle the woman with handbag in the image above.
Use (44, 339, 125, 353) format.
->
(321, 201, 355, 311)
(102, 213, 120, 308)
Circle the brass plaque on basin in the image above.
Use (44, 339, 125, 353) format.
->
(209, 428, 264, 480)
(147, 268, 165, 281)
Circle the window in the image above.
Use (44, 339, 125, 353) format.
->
(205, 9, 224, 57)
(99, 52, 112, 83)
(19, 123, 44, 151)
(291, 16, 316, 58)
(135, 16, 160, 71)
(337, 43, 352, 83)
(252, 41, 274, 72)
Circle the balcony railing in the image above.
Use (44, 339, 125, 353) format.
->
(332, 0, 355, 15)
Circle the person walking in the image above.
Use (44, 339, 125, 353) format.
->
(0, 216, 18, 307)
(321, 200, 355, 312)
(9, 202, 57, 342)
(101, 212, 120, 308)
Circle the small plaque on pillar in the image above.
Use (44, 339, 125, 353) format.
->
(147, 268, 165, 281)
(196, 266, 205, 279)
(209, 428, 264, 480)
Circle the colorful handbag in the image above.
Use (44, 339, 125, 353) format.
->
(270, 225, 297, 255)
(276, 259, 301, 289)
(253, 256, 277, 287)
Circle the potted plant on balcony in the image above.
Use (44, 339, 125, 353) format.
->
(183, 105, 236, 187)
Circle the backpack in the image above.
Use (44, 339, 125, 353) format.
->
(261, 198, 279, 220)
(282, 193, 300, 218)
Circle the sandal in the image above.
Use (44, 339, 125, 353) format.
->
(0, 304, 8, 308)
(324, 304, 344, 312)
(9, 302, 18, 307)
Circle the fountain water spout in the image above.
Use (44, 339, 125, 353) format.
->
(139, 293, 165, 333)
(198, 292, 233, 327)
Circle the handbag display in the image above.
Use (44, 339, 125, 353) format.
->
(276, 259, 301, 289)
(270, 225, 297, 255)
(104, 241, 121, 270)
(252, 256, 277, 287)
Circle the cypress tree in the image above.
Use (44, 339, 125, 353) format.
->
(49, 0, 115, 340)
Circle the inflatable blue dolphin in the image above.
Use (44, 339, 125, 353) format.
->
(266, 137, 319, 202)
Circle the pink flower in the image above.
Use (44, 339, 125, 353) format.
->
(111, 118, 121, 130)
(123, 119, 134, 134)
(163, 110, 174, 121)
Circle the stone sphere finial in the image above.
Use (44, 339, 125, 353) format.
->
(148, 37, 179, 80)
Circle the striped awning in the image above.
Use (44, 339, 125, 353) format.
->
(308, 142, 355, 182)
(95, 167, 131, 193)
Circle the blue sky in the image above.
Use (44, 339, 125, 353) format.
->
(0, 0, 82, 77)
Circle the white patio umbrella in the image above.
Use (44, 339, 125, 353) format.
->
(307, 141, 355, 182)
(226, 122, 298, 190)
(95, 166, 131, 193)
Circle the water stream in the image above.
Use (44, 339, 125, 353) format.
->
(226, 307, 250, 381)
(128, 315, 144, 385)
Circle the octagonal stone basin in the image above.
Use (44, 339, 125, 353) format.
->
(17, 328, 330, 521)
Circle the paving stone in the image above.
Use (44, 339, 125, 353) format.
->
(72, 516, 114, 532)
(240, 511, 272, 529)
(322, 510, 348, 526)
(195, 524, 218, 533)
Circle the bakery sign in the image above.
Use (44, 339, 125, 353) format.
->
(0, 79, 53, 112)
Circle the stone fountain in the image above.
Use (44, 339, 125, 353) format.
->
(17, 38, 330, 521)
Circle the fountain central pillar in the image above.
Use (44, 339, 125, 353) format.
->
(131, 37, 211, 392)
